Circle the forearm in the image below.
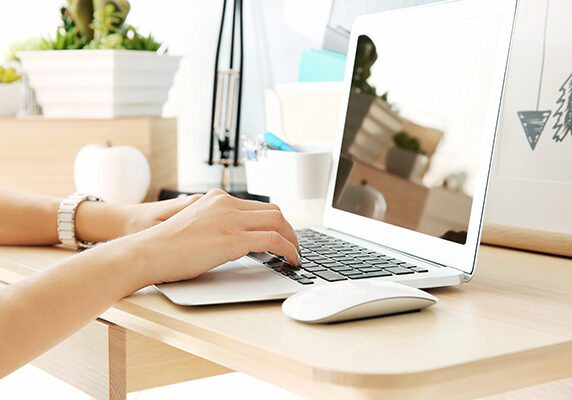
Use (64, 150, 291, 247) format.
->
(0, 189, 60, 244)
(0, 188, 126, 245)
(0, 234, 151, 377)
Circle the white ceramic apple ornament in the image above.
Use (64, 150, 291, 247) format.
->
(74, 142, 151, 204)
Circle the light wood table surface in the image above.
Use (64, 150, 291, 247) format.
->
(0, 244, 571, 399)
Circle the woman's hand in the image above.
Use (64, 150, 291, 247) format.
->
(75, 194, 204, 243)
(126, 189, 300, 287)
(0, 189, 299, 377)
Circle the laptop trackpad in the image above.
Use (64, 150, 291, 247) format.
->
(155, 256, 300, 306)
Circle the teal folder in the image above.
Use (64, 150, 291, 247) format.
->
(298, 49, 346, 82)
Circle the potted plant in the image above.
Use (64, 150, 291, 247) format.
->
(15, 0, 180, 118)
(0, 66, 22, 116)
(385, 131, 429, 181)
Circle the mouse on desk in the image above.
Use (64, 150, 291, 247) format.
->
(281, 280, 438, 324)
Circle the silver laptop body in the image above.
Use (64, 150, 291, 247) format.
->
(157, 0, 517, 306)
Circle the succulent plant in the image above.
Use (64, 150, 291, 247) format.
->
(12, 0, 163, 53)
(0, 67, 22, 83)
(46, 7, 88, 50)
(393, 131, 425, 154)
(5, 38, 51, 61)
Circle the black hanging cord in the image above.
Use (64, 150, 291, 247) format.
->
(217, 0, 237, 160)
(233, 0, 244, 166)
(229, 0, 237, 68)
(208, 0, 228, 165)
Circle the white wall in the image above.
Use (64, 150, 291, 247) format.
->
(1, 1, 331, 187)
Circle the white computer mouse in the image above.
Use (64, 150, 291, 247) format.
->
(282, 280, 438, 324)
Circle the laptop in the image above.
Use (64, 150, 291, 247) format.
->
(156, 0, 517, 306)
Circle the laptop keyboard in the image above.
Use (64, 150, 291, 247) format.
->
(248, 229, 428, 285)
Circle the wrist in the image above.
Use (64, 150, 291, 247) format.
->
(75, 232, 154, 296)
(74, 202, 130, 243)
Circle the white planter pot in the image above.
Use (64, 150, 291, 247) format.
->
(18, 50, 180, 119)
(0, 81, 22, 116)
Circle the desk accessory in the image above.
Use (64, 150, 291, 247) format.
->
(282, 280, 437, 324)
(244, 145, 332, 199)
(264, 82, 343, 147)
(161, 0, 245, 200)
(298, 49, 346, 83)
(262, 132, 299, 152)
(74, 143, 151, 204)
(15, 1, 179, 118)
(483, 0, 572, 257)
(208, 0, 244, 186)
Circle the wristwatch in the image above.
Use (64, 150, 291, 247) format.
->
(57, 193, 105, 250)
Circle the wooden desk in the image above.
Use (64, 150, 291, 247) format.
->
(0, 245, 571, 399)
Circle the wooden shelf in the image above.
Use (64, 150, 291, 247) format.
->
(0, 117, 177, 201)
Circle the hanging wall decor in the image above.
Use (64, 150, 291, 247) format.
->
(484, 0, 572, 257)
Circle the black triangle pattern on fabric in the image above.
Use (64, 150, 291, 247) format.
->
(517, 110, 551, 150)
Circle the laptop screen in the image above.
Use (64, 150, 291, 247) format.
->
(331, 12, 506, 245)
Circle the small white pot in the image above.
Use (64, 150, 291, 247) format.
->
(245, 146, 332, 199)
(0, 81, 22, 116)
(18, 50, 180, 119)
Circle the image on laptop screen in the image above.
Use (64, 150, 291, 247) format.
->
(332, 14, 505, 245)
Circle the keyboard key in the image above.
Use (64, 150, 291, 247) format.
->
(300, 261, 318, 268)
(311, 257, 330, 264)
(339, 270, 363, 276)
(411, 266, 429, 273)
(384, 266, 414, 275)
(313, 270, 347, 282)
(322, 261, 344, 268)
(350, 270, 392, 279)
(401, 263, 416, 268)
(280, 270, 299, 278)
(267, 260, 294, 269)
(353, 263, 374, 269)
(249, 252, 281, 264)
(304, 265, 327, 272)
(369, 259, 390, 265)
(333, 256, 356, 263)
(357, 267, 381, 273)
(331, 246, 353, 251)
(331, 265, 354, 272)
(343, 259, 364, 265)
(297, 278, 315, 285)
(301, 273, 317, 279)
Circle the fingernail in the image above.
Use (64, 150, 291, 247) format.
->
(297, 254, 302, 266)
